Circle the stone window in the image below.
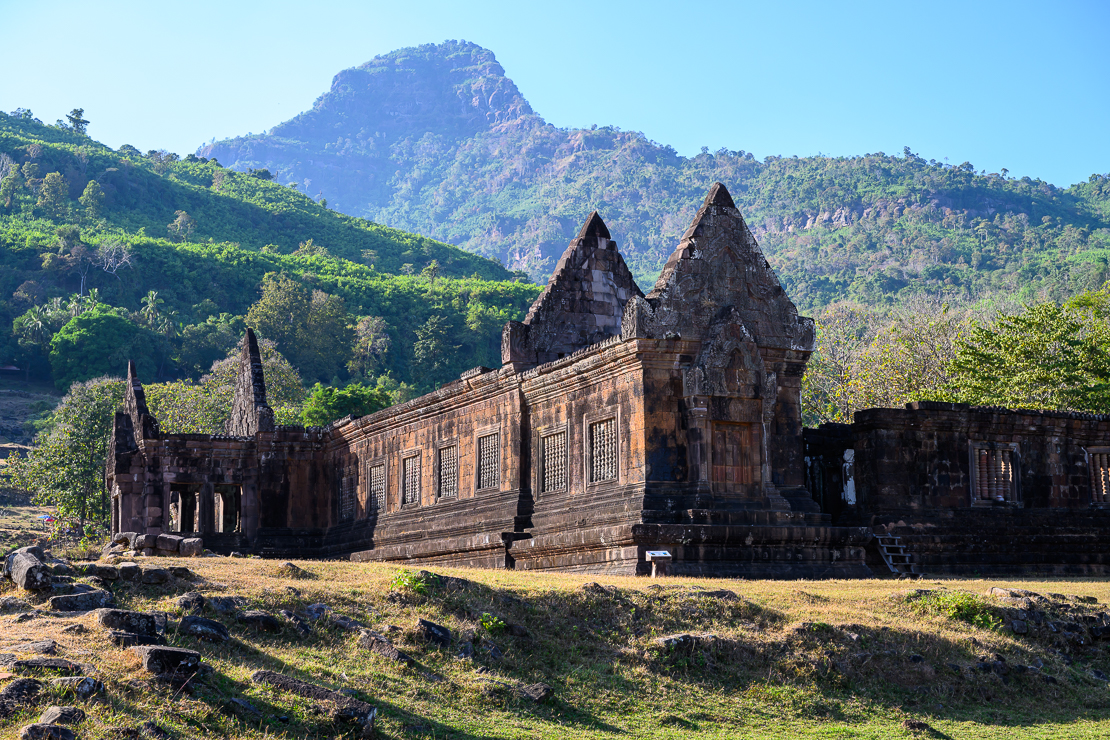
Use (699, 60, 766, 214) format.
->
(337, 466, 356, 523)
(588, 418, 618, 484)
(438, 444, 458, 499)
(541, 431, 567, 494)
(477, 433, 499, 491)
(214, 485, 242, 533)
(369, 463, 386, 513)
(1089, 448, 1110, 504)
(402, 453, 421, 506)
(971, 444, 1019, 503)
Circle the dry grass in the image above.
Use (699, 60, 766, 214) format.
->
(0, 503, 51, 553)
(2, 557, 1110, 739)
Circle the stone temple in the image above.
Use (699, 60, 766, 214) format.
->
(107, 183, 1110, 577)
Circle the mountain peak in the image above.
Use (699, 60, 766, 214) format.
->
(265, 40, 534, 146)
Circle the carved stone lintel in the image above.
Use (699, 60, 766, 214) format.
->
(621, 295, 657, 340)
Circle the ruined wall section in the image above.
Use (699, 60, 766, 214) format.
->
(341, 367, 531, 566)
(502, 212, 642, 369)
(226, 328, 275, 437)
(853, 402, 1110, 513)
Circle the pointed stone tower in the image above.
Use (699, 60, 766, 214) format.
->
(123, 360, 159, 443)
(626, 182, 816, 509)
(644, 182, 814, 350)
(226, 328, 275, 436)
(502, 211, 643, 368)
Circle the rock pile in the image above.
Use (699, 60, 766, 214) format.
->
(106, 532, 203, 558)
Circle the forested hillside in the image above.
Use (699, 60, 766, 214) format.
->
(0, 109, 538, 398)
(202, 41, 1110, 310)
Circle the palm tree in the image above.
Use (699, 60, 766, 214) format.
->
(140, 290, 164, 328)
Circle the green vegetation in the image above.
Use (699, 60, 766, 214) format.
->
(802, 287, 1110, 425)
(904, 589, 1002, 631)
(4, 560, 1110, 738)
(300, 381, 393, 426)
(0, 109, 540, 399)
(203, 42, 1110, 310)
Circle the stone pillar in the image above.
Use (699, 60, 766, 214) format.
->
(686, 396, 712, 504)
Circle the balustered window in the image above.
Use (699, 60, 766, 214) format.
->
(477, 433, 499, 491)
(541, 431, 567, 494)
(338, 467, 356, 523)
(369, 463, 386, 513)
(588, 418, 618, 484)
(971, 444, 1018, 503)
(1089, 449, 1110, 504)
(438, 445, 458, 499)
(402, 454, 421, 506)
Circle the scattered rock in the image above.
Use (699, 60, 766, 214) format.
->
(38, 706, 84, 725)
(359, 631, 412, 663)
(59, 625, 84, 635)
(179, 538, 203, 558)
(251, 669, 375, 735)
(506, 624, 530, 638)
(910, 654, 924, 663)
(520, 683, 553, 703)
(483, 642, 503, 661)
(17, 723, 75, 740)
(98, 609, 158, 636)
(207, 596, 247, 615)
(275, 562, 315, 579)
(130, 646, 201, 677)
(903, 719, 930, 732)
(47, 589, 113, 612)
(180, 615, 230, 642)
(654, 633, 717, 653)
(697, 589, 740, 601)
(580, 582, 607, 594)
(169, 567, 194, 579)
(12, 659, 82, 676)
(8, 548, 53, 592)
(304, 603, 332, 621)
(155, 534, 184, 554)
(140, 720, 173, 739)
(1069, 594, 1099, 604)
(112, 532, 136, 547)
(141, 568, 170, 585)
(176, 592, 206, 614)
(76, 563, 117, 581)
(50, 677, 102, 699)
(48, 562, 75, 578)
(227, 697, 261, 716)
(117, 563, 141, 582)
(416, 618, 451, 648)
(1010, 619, 1029, 635)
(10, 641, 57, 656)
(278, 610, 311, 635)
(238, 610, 282, 632)
(457, 642, 474, 659)
(0, 597, 31, 613)
(330, 614, 364, 632)
(108, 631, 165, 647)
(0, 678, 41, 718)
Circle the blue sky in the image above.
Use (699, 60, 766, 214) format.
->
(3, 0, 1107, 186)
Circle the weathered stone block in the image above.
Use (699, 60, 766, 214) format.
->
(47, 590, 113, 612)
(155, 534, 183, 552)
(97, 609, 159, 635)
(179, 538, 203, 557)
(131, 646, 200, 676)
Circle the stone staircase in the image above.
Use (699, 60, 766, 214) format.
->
(868, 508, 1110, 576)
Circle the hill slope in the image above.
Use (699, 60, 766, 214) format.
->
(2, 556, 1110, 738)
(202, 40, 1110, 310)
(0, 111, 539, 388)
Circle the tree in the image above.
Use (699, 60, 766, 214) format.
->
(245, 274, 353, 382)
(946, 291, 1110, 412)
(140, 290, 164, 328)
(146, 338, 306, 432)
(96, 239, 133, 281)
(37, 172, 69, 218)
(300, 382, 392, 426)
(49, 305, 157, 388)
(65, 108, 89, 135)
(0, 171, 20, 210)
(421, 259, 440, 285)
(79, 180, 104, 219)
(348, 316, 392, 379)
(167, 210, 195, 242)
(413, 314, 458, 387)
(6, 376, 124, 537)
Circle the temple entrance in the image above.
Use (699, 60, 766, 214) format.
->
(711, 422, 761, 496)
(169, 484, 201, 533)
(214, 485, 242, 533)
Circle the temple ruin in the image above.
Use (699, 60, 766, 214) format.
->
(107, 183, 1110, 576)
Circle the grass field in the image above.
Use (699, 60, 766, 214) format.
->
(0, 502, 51, 553)
(2, 552, 1110, 740)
